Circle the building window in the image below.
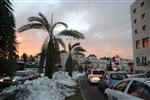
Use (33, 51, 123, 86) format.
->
(140, 1, 144, 7)
(141, 13, 145, 19)
(142, 25, 146, 31)
(142, 37, 149, 48)
(134, 19, 137, 24)
(133, 8, 136, 13)
(136, 40, 141, 49)
(134, 29, 137, 34)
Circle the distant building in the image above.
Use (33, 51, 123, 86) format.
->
(130, 0, 150, 70)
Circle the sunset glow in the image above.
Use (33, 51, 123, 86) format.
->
(14, 0, 134, 59)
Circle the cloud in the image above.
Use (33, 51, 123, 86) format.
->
(13, 0, 134, 59)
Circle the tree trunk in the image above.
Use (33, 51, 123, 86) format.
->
(45, 40, 54, 79)
(65, 54, 73, 77)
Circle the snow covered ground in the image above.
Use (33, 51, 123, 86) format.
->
(1, 71, 85, 100)
(72, 71, 85, 80)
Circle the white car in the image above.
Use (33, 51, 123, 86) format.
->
(104, 78, 150, 100)
(14, 70, 39, 83)
(87, 69, 104, 83)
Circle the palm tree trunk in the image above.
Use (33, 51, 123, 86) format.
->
(39, 53, 45, 73)
(45, 39, 54, 79)
(65, 54, 73, 77)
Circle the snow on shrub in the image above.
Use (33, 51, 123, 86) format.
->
(53, 71, 77, 86)
(72, 71, 85, 80)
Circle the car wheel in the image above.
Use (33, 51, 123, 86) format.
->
(104, 94, 108, 100)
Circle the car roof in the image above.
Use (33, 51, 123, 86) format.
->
(122, 78, 150, 86)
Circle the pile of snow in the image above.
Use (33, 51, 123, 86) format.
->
(2, 85, 17, 93)
(72, 71, 85, 80)
(1, 71, 85, 100)
(53, 71, 77, 86)
(16, 71, 77, 100)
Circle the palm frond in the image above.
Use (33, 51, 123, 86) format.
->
(73, 52, 85, 57)
(52, 22, 68, 32)
(59, 50, 67, 54)
(56, 38, 66, 50)
(28, 16, 46, 25)
(58, 29, 85, 39)
(68, 43, 72, 52)
(70, 42, 80, 51)
(18, 23, 45, 32)
(38, 13, 50, 29)
(41, 36, 49, 52)
(73, 46, 86, 53)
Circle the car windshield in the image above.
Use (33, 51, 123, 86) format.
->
(93, 70, 104, 75)
(111, 73, 127, 80)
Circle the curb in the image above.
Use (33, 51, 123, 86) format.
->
(77, 77, 86, 100)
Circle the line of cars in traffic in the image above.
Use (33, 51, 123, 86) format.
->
(87, 68, 150, 100)
(0, 69, 40, 92)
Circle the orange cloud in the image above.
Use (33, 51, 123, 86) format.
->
(83, 44, 133, 59)
(16, 31, 46, 56)
(16, 32, 133, 59)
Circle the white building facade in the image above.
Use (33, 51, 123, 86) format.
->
(130, 0, 150, 69)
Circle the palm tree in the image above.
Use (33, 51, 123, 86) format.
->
(0, 0, 17, 76)
(65, 42, 86, 77)
(18, 13, 85, 78)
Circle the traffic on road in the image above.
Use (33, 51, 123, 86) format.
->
(79, 67, 150, 100)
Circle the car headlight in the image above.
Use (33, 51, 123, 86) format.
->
(12, 79, 16, 82)
(0, 79, 3, 82)
(114, 67, 117, 71)
(40, 73, 44, 77)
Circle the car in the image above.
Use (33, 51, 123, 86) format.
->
(104, 78, 150, 100)
(87, 69, 105, 84)
(0, 75, 17, 88)
(13, 71, 30, 83)
(14, 70, 39, 83)
(137, 71, 150, 78)
(98, 71, 128, 90)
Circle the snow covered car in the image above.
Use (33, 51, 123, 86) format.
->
(0, 75, 17, 88)
(13, 70, 39, 83)
(104, 78, 150, 100)
(87, 69, 105, 84)
(98, 71, 128, 90)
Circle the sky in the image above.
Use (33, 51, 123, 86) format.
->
(13, 0, 135, 59)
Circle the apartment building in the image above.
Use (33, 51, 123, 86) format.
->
(131, 0, 150, 68)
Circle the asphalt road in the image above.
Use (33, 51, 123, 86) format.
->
(79, 76, 104, 100)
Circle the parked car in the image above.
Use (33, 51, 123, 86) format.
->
(98, 71, 128, 90)
(14, 70, 39, 83)
(87, 69, 105, 84)
(0, 75, 17, 88)
(104, 78, 150, 100)
(137, 71, 150, 78)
